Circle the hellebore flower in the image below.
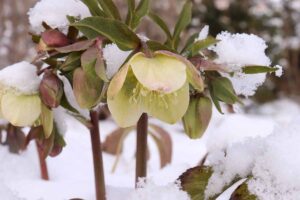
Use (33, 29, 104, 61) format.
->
(0, 62, 42, 127)
(107, 50, 204, 127)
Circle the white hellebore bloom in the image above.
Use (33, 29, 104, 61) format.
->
(0, 61, 42, 127)
(210, 31, 273, 97)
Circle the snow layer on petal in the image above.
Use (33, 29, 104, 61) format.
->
(103, 44, 132, 79)
(0, 61, 40, 94)
(28, 0, 91, 33)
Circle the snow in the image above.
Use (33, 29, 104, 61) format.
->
(204, 101, 300, 200)
(103, 44, 132, 79)
(210, 32, 272, 97)
(28, 0, 91, 33)
(0, 61, 40, 94)
(128, 179, 190, 200)
(0, 98, 299, 199)
(275, 65, 283, 77)
(196, 25, 209, 41)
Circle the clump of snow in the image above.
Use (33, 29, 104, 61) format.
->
(210, 32, 272, 97)
(196, 25, 209, 41)
(274, 65, 283, 77)
(127, 179, 190, 200)
(205, 118, 300, 200)
(0, 61, 40, 94)
(28, 0, 91, 33)
(103, 44, 131, 79)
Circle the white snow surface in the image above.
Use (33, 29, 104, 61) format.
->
(103, 44, 132, 79)
(28, 0, 91, 33)
(210, 32, 272, 97)
(205, 100, 300, 200)
(0, 98, 299, 199)
(0, 61, 40, 94)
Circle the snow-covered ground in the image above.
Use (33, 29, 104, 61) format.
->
(0, 98, 299, 200)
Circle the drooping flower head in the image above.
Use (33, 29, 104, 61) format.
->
(107, 50, 204, 127)
(0, 61, 41, 126)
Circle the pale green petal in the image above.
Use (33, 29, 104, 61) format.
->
(1, 92, 41, 127)
(41, 103, 53, 138)
(144, 81, 190, 124)
(130, 52, 187, 94)
(107, 70, 143, 127)
(107, 64, 130, 100)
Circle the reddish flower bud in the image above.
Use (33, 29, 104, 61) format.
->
(39, 70, 63, 108)
(41, 29, 71, 48)
(49, 144, 63, 157)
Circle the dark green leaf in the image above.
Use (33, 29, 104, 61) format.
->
(60, 91, 79, 114)
(172, 1, 192, 49)
(72, 17, 141, 50)
(81, 0, 106, 17)
(211, 77, 241, 105)
(132, 0, 150, 29)
(60, 51, 82, 71)
(191, 36, 218, 56)
(230, 182, 258, 200)
(148, 12, 172, 40)
(179, 166, 213, 200)
(125, 0, 136, 27)
(146, 40, 175, 52)
(209, 84, 223, 114)
(242, 66, 278, 74)
(180, 33, 199, 54)
(97, 0, 121, 20)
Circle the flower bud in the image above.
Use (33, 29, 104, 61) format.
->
(39, 70, 63, 108)
(182, 95, 212, 139)
(49, 144, 63, 157)
(37, 29, 70, 52)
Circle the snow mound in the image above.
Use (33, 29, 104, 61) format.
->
(196, 25, 209, 41)
(0, 61, 40, 94)
(127, 179, 190, 200)
(103, 44, 131, 79)
(205, 118, 300, 200)
(28, 0, 91, 33)
(210, 32, 271, 97)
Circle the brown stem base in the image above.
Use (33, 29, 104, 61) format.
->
(135, 113, 148, 187)
(35, 141, 49, 180)
(89, 110, 106, 200)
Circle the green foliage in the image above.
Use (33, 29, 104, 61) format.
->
(72, 17, 141, 50)
(179, 166, 213, 200)
(242, 65, 278, 74)
(230, 182, 258, 200)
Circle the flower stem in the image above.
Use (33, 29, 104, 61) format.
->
(35, 140, 49, 180)
(135, 113, 148, 187)
(89, 110, 106, 200)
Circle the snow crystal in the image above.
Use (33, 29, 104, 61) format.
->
(205, 119, 300, 200)
(127, 179, 190, 200)
(0, 61, 40, 94)
(210, 32, 271, 97)
(28, 0, 91, 33)
(196, 25, 209, 41)
(103, 44, 131, 79)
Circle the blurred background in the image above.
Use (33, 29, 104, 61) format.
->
(0, 0, 299, 102)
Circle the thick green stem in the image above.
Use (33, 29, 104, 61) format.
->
(89, 110, 106, 200)
(135, 113, 148, 187)
(35, 140, 49, 180)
